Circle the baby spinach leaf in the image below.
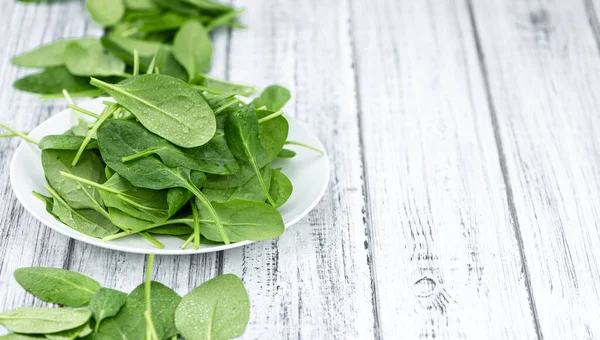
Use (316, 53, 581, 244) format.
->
(277, 148, 296, 158)
(252, 85, 291, 111)
(90, 74, 216, 148)
(175, 274, 249, 340)
(0, 334, 40, 339)
(257, 110, 289, 162)
(39, 135, 98, 151)
(89, 288, 128, 331)
(42, 149, 107, 214)
(173, 20, 212, 80)
(101, 34, 161, 71)
(205, 8, 244, 31)
(182, 0, 235, 15)
(32, 191, 59, 220)
(152, 0, 201, 16)
(0, 308, 91, 334)
(269, 169, 293, 208)
(108, 207, 153, 232)
(13, 67, 96, 95)
(14, 267, 101, 307)
(46, 183, 119, 238)
(149, 224, 192, 235)
(203, 164, 271, 203)
(86, 0, 125, 27)
(124, 0, 157, 10)
(196, 198, 284, 242)
(225, 106, 276, 206)
(154, 46, 188, 80)
(97, 119, 229, 243)
(137, 12, 186, 32)
(46, 322, 91, 340)
(11, 38, 96, 68)
(64, 39, 126, 77)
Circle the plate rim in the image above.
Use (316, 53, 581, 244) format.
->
(10, 98, 330, 255)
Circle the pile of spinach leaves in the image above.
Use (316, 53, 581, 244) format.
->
(0, 255, 251, 340)
(12, 0, 252, 99)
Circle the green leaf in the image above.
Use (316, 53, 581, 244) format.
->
(45, 322, 91, 340)
(175, 274, 249, 340)
(277, 148, 296, 158)
(32, 191, 59, 220)
(42, 149, 106, 212)
(64, 40, 126, 77)
(153, 46, 188, 80)
(90, 74, 216, 148)
(124, 0, 157, 10)
(182, 0, 235, 15)
(0, 308, 91, 334)
(203, 164, 271, 203)
(173, 20, 212, 80)
(252, 85, 291, 111)
(86, 0, 125, 27)
(13, 67, 96, 95)
(257, 110, 289, 162)
(196, 199, 284, 242)
(39, 135, 98, 151)
(11, 38, 96, 68)
(269, 169, 293, 207)
(100, 35, 161, 71)
(89, 288, 128, 331)
(0, 334, 40, 339)
(14, 267, 101, 307)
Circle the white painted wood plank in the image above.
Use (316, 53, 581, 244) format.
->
(350, 0, 538, 338)
(0, 0, 102, 315)
(471, 0, 600, 338)
(222, 0, 377, 339)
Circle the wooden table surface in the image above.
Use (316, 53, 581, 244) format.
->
(2, 0, 600, 339)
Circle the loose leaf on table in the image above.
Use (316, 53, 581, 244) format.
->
(97, 119, 230, 243)
(13, 67, 97, 96)
(90, 74, 216, 148)
(41, 149, 107, 213)
(11, 38, 96, 68)
(86, 0, 125, 27)
(89, 288, 128, 331)
(14, 267, 101, 307)
(46, 184, 119, 238)
(173, 20, 212, 80)
(0, 308, 91, 334)
(64, 39, 126, 77)
(277, 148, 296, 158)
(175, 274, 249, 340)
(269, 169, 293, 208)
(0, 334, 40, 339)
(93, 282, 180, 340)
(225, 105, 276, 206)
(196, 198, 284, 242)
(252, 85, 291, 112)
(39, 135, 98, 151)
(46, 322, 92, 340)
(203, 164, 271, 203)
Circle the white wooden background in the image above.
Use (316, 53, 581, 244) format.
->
(1, 0, 600, 339)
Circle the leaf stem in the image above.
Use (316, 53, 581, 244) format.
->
(39, 89, 103, 100)
(213, 98, 241, 114)
(133, 48, 140, 76)
(144, 254, 159, 340)
(146, 53, 158, 75)
(191, 201, 200, 250)
(258, 110, 284, 124)
(181, 234, 194, 250)
(59, 171, 121, 194)
(71, 104, 118, 166)
(186, 185, 231, 244)
(0, 132, 28, 138)
(122, 147, 161, 162)
(285, 140, 324, 154)
(250, 160, 276, 207)
(206, 9, 246, 31)
(140, 232, 164, 249)
(68, 104, 101, 119)
(0, 123, 38, 145)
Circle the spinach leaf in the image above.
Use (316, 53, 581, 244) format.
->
(98, 119, 230, 243)
(269, 169, 293, 207)
(0, 334, 42, 339)
(46, 322, 91, 340)
(46, 184, 119, 238)
(90, 74, 216, 148)
(225, 106, 276, 206)
(0, 308, 91, 334)
(39, 135, 98, 151)
(196, 198, 284, 242)
(252, 85, 291, 111)
(257, 110, 289, 162)
(203, 164, 271, 203)
(100, 35, 161, 71)
(154, 46, 188, 80)
(32, 191, 59, 220)
(175, 274, 249, 340)
(277, 148, 296, 158)
(41, 149, 107, 214)
(124, 0, 157, 10)
(11, 38, 96, 68)
(137, 12, 186, 32)
(182, 0, 234, 15)
(86, 0, 125, 27)
(173, 20, 212, 80)
(150, 224, 192, 235)
(64, 39, 126, 77)
(89, 288, 127, 331)
(13, 67, 96, 95)
(14, 267, 101, 307)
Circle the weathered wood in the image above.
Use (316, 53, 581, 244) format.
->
(222, 0, 377, 338)
(471, 0, 600, 338)
(350, 0, 538, 338)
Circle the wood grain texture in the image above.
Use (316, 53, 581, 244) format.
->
(222, 0, 377, 338)
(350, 0, 538, 338)
(471, 0, 600, 338)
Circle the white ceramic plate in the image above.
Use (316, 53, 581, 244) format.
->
(10, 98, 329, 255)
